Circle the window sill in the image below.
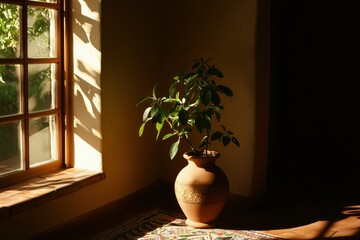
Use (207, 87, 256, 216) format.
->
(0, 168, 105, 221)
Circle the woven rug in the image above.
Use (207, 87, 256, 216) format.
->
(94, 210, 285, 240)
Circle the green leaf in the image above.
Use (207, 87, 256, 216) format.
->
(162, 133, 175, 140)
(169, 82, 178, 98)
(139, 122, 146, 137)
(207, 66, 224, 78)
(200, 88, 211, 106)
(178, 108, 189, 125)
(203, 115, 211, 130)
(211, 131, 223, 141)
(150, 107, 159, 124)
(214, 105, 224, 111)
(184, 72, 198, 84)
(156, 121, 164, 140)
(151, 107, 166, 124)
(217, 85, 233, 97)
(205, 108, 214, 117)
(211, 90, 220, 105)
(195, 115, 204, 133)
(169, 139, 180, 160)
(136, 96, 152, 106)
(158, 108, 166, 123)
(169, 104, 181, 117)
(184, 84, 197, 102)
(152, 85, 157, 98)
(142, 106, 152, 122)
(232, 137, 240, 147)
(222, 135, 231, 146)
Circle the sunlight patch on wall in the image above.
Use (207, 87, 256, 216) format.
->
(72, 0, 102, 171)
(73, 134, 102, 171)
(77, 0, 100, 22)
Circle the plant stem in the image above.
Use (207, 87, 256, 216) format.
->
(205, 129, 210, 156)
(166, 118, 198, 154)
(182, 137, 198, 153)
(165, 118, 173, 128)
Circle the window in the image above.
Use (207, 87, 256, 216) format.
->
(0, 0, 65, 187)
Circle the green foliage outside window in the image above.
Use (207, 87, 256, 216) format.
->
(0, 3, 19, 58)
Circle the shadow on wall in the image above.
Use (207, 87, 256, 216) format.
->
(72, 0, 100, 51)
(71, 0, 102, 170)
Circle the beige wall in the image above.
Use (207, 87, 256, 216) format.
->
(0, 0, 269, 238)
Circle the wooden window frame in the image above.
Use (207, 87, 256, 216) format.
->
(0, 0, 67, 188)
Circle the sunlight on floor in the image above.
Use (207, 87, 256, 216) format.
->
(266, 204, 360, 239)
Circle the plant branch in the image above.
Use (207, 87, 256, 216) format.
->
(206, 129, 210, 156)
(182, 137, 198, 153)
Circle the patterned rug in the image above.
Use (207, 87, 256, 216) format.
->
(94, 210, 285, 240)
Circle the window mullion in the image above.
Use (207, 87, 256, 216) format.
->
(22, 1, 29, 171)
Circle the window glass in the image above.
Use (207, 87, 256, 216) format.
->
(28, 63, 57, 113)
(27, 6, 57, 58)
(0, 3, 21, 58)
(0, 64, 21, 116)
(0, 121, 23, 176)
(29, 115, 58, 167)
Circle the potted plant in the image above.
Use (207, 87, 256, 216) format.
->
(137, 57, 239, 228)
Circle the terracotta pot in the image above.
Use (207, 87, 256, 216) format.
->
(174, 151, 229, 228)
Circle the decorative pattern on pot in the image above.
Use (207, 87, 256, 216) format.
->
(175, 183, 229, 204)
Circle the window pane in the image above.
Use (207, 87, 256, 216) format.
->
(0, 3, 21, 58)
(27, 7, 57, 58)
(0, 64, 21, 116)
(0, 121, 23, 175)
(29, 115, 58, 167)
(28, 64, 56, 112)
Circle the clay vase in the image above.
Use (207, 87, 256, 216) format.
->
(174, 151, 229, 228)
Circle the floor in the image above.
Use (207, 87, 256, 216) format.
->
(219, 194, 360, 239)
(41, 191, 360, 239)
